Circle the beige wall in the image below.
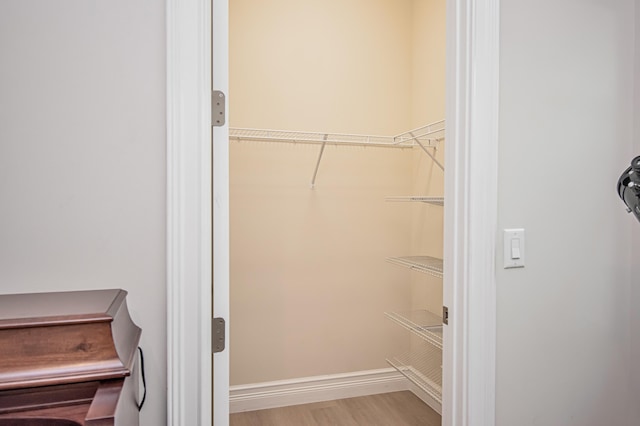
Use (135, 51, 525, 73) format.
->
(230, 0, 446, 385)
(410, 0, 446, 316)
(411, 0, 447, 127)
(230, 143, 414, 383)
(229, 0, 413, 135)
(0, 2, 166, 425)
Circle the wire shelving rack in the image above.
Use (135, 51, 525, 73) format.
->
(229, 120, 445, 188)
(384, 310, 443, 350)
(385, 196, 444, 206)
(386, 256, 443, 279)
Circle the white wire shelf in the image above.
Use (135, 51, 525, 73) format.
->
(393, 120, 445, 145)
(385, 196, 444, 206)
(385, 310, 443, 349)
(393, 120, 445, 171)
(229, 128, 411, 148)
(387, 347, 442, 405)
(386, 256, 443, 278)
(229, 120, 444, 149)
(229, 120, 445, 187)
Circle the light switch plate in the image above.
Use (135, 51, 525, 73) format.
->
(504, 228, 525, 269)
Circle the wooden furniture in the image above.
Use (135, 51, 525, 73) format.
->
(0, 290, 141, 426)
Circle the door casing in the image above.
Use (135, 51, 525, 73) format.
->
(166, 0, 500, 424)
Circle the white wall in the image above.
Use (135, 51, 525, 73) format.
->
(631, 0, 640, 422)
(0, 2, 166, 425)
(497, 1, 635, 425)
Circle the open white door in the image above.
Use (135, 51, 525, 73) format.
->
(167, 0, 229, 424)
(212, 0, 231, 424)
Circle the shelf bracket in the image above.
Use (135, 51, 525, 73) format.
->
(407, 130, 444, 171)
(414, 135, 444, 171)
(310, 134, 328, 189)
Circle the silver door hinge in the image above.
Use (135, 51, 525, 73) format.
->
(443, 306, 449, 325)
(213, 317, 226, 353)
(212, 90, 226, 127)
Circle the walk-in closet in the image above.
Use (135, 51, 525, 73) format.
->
(228, 0, 446, 420)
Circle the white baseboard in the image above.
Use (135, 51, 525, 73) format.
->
(230, 368, 410, 413)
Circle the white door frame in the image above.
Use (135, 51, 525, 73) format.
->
(166, 0, 499, 424)
(166, 0, 219, 424)
(443, 0, 499, 425)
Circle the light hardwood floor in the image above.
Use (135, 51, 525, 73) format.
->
(229, 391, 441, 426)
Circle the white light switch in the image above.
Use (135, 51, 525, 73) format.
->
(504, 228, 525, 268)
(511, 238, 521, 259)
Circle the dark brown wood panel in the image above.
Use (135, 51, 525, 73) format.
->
(0, 290, 140, 425)
(0, 290, 124, 328)
(0, 290, 140, 391)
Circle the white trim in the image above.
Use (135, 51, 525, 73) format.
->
(166, 0, 500, 423)
(443, 0, 499, 425)
(166, 0, 213, 424)
(230, 369, 409, 414)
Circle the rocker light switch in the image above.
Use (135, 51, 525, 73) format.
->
(511, 238, 521, 259)
(504, 228, 525, 268)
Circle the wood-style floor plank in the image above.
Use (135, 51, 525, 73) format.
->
(230, 391, 441, 426)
